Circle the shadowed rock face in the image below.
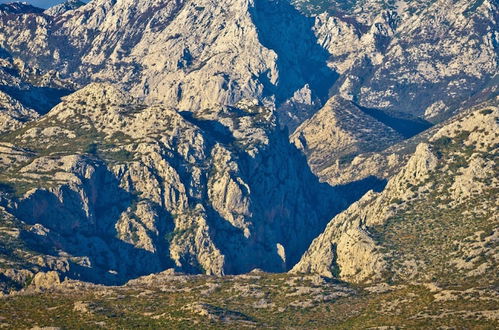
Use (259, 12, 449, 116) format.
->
(250, 0, 337, 120)
(0, 83, 346, 284)
(0, 50, 73, 118)
(0, 2, 44, 15)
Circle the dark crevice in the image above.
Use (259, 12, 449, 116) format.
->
(250, 0, 338, 106)
(353, 101, 433, 138)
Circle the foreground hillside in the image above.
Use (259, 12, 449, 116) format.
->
(1, 271, 498, 329)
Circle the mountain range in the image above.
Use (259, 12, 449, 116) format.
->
(0, 0, 497, 327)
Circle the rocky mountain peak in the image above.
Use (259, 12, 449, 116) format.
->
(58, 82, 133, 108)
(0, 2, 43, 15)
(44, 0, 86, 16)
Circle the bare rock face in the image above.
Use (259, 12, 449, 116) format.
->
(292, 101, 499, 284)
(0, 51, 73, 117)
(290, 189, 387, 283)
(0, 0, 496, 294)
(0, 267, 34, 294)
(290, 0, 498, 126)
(31, 271, 61, 291)
(0, 83, 342, 284)
(3, 0, 493, 128)
(318, 0, 498, 120)
(0, 91, 39, 134)
(44, 0, 85, 16)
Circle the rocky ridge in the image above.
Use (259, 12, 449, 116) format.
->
(319, 0, 498, 120)
(0, 0, 337, 130)
(293, 100, 498, 284)
(291, 95, 405, 180)
(0, 90, 39, 134)
(0, 50, 74, 115)
(0, 0, 494, 130)
(44, 0, 86, 16)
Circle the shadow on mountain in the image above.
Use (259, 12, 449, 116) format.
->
(0, 85, 72, 115)
(250, 0, 338, 106)
(179, 111, 236, 146)
(175, 113, 387, 274)
(353, 102, 433, 138)
(335, 175, 387, 204)
(0, 47, 11, 59)
(203, 126, 346, 273)
(0, 2, 44, 15)
(10, 164, 172, 285)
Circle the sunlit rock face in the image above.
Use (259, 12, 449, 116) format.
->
(309, 0, 498, 120)
(0, 0, 338, 131)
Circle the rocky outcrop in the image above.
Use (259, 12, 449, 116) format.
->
(291, 95, 404, 178)
(30, 271, 61, 291)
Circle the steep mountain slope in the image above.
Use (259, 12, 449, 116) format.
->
(0, 0, 336, 130)
(0, 90, 39, 134)
(293, 101, 498, 285)
(307, 100, 495, 186)
(2, 0, 494, 131)
(0, 83, 343, 286)
(0, 2, 44, 15)
(44, 0, 85, 16)
(0, 50, 73, 115)
(287, 0, 497, 185)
